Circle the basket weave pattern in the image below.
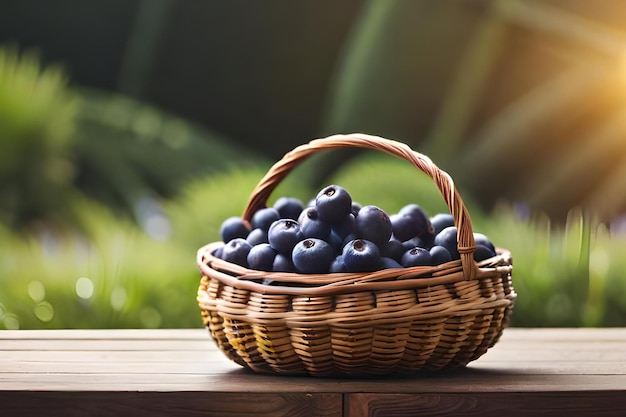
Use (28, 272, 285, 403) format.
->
(197, 134, 516, 376)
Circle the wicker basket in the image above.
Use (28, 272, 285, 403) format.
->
(197, 133, 516, 376)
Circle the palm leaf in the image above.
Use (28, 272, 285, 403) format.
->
(458, 65, 603, 200)
(72, 88, 264, 219)
(424, 0, 507, 159)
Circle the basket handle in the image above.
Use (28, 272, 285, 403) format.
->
(242, 133, 478, 280)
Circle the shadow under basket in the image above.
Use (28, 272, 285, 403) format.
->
(196, 133, 516, 377)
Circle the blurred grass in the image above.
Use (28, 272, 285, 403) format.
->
(0, 164, 316, 330)
(0, 197, 199, 329)
(2, 154, 626, 329)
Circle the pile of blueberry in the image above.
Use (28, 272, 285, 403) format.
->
(215, 184, 497, 274)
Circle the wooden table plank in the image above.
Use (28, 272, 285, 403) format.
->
(2, 358, 624, 375)
(1, 328, 625, 416)
(0, 392, 343, 417)
(346, 392, 626, 417)
(1, 329, 626, 386)
(0, 328, 206, 340)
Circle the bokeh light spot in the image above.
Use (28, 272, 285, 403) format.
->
(110, 287, 127, 311)
(34, 302, 54, 322)
(3, 315, 20, 330)
(28, 280, 46, 303)
(145, 215, 171, 241)
(135, 195, 172, 241)
(76, 277, 94, 299)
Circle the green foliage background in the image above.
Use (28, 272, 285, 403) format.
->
(2, 0, 626, 329)
(2, 149, 626, 329)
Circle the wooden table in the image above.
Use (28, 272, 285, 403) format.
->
(1, 328, 624, 417)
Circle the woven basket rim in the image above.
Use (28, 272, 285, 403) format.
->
(197, 241, 513, 296)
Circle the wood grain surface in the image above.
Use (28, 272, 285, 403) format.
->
(1, 328, 624, 416)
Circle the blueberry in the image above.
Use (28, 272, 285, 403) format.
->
(342, 239, 381, 272)
(390, 213, 420, 242)
(298, 207, 331, 239)
(273, 253, 296, 272)
(402, 236, 434, 252)
(212, 246, 224, 259)
(413, 235, 435, 250)
(220, 216, 250, 243)
(474, 244, 496, 262)
(355, 205, 392, 247)
(251, 207, 281, 232)
(398, 204, 425, 218)
(246, 228, 268, 246)
(331, 213, 355, 240)
(380, 239, 404, 262)
(327, 230, 345, 253)
(315, 185, 352, 224)
(421, 231, 436, 247)
(429, 245, 452, 265)
(247, 243, 277, 271)
(292, 238, 335, 274)
(398, 204, 435, 243)
(401, 237, 420, 252)
(430, 213, 455, 235)
(221, 238, 252, 267)
(474, 233, 496, 253)
(329, 255, 347, 273)
(401, 247, 433, 267)
(377, 257, 403, 270)
(268, 219, 303, 254)
(434, 226, 460, 260)
(351, 202, 362, 217)
(341, 232, 358, 248)
(273, 196, 304, 221)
